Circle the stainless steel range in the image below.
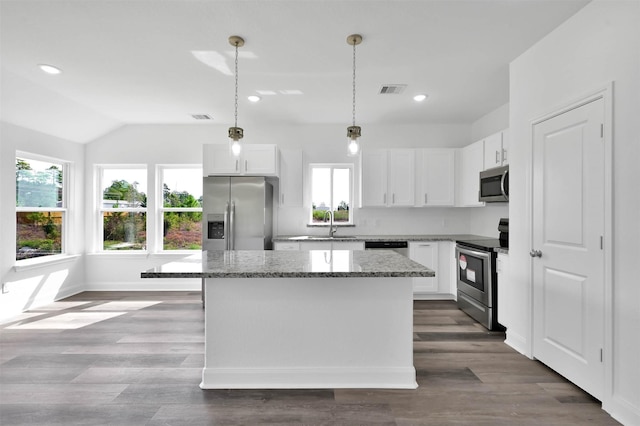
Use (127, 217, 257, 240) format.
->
(456, 219, 508, 330)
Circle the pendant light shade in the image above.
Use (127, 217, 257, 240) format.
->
(228, 35, 244, 157)
(346, 34, 362, 157)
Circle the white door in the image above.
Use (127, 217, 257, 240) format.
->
(532, 98, 605, 399)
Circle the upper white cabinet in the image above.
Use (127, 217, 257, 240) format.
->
(361, 149, 415, 207)
(456, 139, 485, 207)
(483, 129, 509, 169)
(203, 144, 279, 176)
(279, 149, 303, 207)
(415, 149, 456, 206)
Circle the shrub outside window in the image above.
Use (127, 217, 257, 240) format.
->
(16, 156, 67, 260)
(310, 164, 353, 224)
(160, 167, 203, 250)
(99, 167, 147, 251)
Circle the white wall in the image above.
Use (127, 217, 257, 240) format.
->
(0, 123, 86, 320)
(470, 102, 509, 142)
(509, 1, 640, 423)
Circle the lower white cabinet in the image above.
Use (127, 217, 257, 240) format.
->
(497, 252, 510, 328)
(409, 241, 455, 299)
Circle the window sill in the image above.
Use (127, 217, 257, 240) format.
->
(14, 254, 81, 272)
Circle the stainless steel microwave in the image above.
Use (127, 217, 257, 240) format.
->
(479, 165, 509, 202)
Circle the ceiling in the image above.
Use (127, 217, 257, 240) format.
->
(0, 0, 590, 143)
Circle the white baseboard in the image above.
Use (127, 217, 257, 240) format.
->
(201, 366, 418, 389)
(604, 394, 640, 426)
(85, 280, 201, 291)
(505, 330, 530, 357)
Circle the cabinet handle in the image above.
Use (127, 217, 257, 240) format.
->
(424, 193, 428, 204)
(393, 193, 396, 204)
(245, 160, 248, 171)
(383, 193, 387, 204)
(502, 149, 507, 162)
(495, 150, 500, 164)
(235, 160, 239, 172)
(282, 193, 285, 204)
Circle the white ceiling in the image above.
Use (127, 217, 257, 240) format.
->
(0, 0, 590, 143)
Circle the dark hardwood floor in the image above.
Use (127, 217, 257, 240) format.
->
(0, 292, 619, 425)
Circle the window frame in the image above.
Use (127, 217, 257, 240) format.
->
(97, 164, 148, 253)
(308, 163, 354, 226)
(15, 152, 70, 263)
(157, 165, 203, 252)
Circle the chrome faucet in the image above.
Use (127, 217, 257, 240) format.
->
(324, 210, 337, 237)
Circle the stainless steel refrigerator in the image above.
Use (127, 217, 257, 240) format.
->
(202, 176, 273, 251)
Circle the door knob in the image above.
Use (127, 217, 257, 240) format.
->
(529, 250, 542, 258)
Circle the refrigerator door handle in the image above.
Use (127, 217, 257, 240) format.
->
(223, 202, 230, 250)
(230, 202, 236, 250)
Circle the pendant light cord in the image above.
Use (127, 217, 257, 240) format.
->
(352, 41, 357, 127)
(234, 42, 239, 129)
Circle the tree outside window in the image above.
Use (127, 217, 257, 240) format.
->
(160, 167, 203, 250)
(15, 156, 66, 260)
(100, 167, 147, 250)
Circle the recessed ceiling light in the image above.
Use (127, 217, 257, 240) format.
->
(413, 94, 428, 102)
(247, 95, 261, 102)
(39, 64, 62, 75)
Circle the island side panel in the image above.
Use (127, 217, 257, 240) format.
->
(201, 276, 416, 389)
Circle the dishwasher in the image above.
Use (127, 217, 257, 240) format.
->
(364, 240, 409, 257)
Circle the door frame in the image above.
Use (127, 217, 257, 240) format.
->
(528, 83, 613, 402)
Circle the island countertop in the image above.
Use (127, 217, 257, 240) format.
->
(141, 249, 435, 279)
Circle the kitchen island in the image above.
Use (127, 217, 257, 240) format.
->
(142, 249, 434, 389)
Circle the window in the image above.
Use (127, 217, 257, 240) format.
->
(16, 155, 67, 261)
(160, 166, 203, 250)
(310, 164, 353, 224)
(99, 167, 147, 251)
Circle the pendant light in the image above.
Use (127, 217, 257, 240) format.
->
(346, 34, 363, 157)
(228, 35, 244, 157)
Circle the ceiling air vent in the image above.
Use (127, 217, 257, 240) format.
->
(191, 114, 213, 120)
(379, 84, 407, 95)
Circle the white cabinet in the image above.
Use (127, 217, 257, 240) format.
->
(456, 140, 485, 207)
(203, 144, 279, 176)
(361, 149, 415, 207)
(409, 242, 438, 294)
(415, 149, 456, 206)
(483, 129, 509, 169)
(409, 241, 456, 298)
(497, 252, 510, 328)
(279, 149, 303, 207)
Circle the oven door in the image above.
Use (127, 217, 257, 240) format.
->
(455, 245, 493, 307)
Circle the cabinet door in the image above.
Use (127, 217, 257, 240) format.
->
(331, 241, 364, 250)
(458, 140, 485, 207)
(203, 144, 240, 175)
(243, 145, 278, 175)
(501, 129, 509, 166)
(298, 241, 332, 250)
(280, 149, 303, 206)
(483, 131, 503, 169)
(409, 242, 438, 294)
(417, 149, 455, 206)
(388, 150, 415, 206)
(360, 150, 388, 207)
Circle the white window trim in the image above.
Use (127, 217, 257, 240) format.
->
(308, 163, 355, 226)
(15, 153, 70, 265)
(97, 165, 148, 252)
(157, 165, 203, 253)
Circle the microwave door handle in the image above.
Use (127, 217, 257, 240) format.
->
(500, 170, 508, 201)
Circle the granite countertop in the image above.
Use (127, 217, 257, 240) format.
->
(272, 234, 496, 243)
(141, 250, 435, 279)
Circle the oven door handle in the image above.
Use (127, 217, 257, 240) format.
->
(456, 246, 491, 261)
